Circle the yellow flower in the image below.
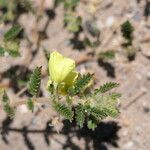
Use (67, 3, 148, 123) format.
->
(48, 51, 78, 94)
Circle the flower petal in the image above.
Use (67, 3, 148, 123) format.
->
(49, 51, 75, 83)
(64, 71, 78, 87)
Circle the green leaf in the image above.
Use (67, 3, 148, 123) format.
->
(94, 82, 119, 94)
(19, 0, 34, 13)
(83, 37, 99, 48)
(3, 103, 15, 118)
(68, 73, 93, 96)
(75, 104, 85, 128)
(1, 40, 20, 57)
(0, 0, 8, 7)
(90, 107, 108, 120)
(90, 106, 119, 121)
(109, 92, 121, 100)
(4, 40, 20, 57)
(54, 0, 65, 7)
(103, 107, 119, 117)
(53, 101, 74, 121)
(121, 20, 134, 45)
(99, 50, 115, 60)
(7, 49, 20, 57)
(1, 91, 15, 118)
(27, 98, 34, 112)
(2, 91, 9, 103)
(64, 0, 79, 10)
(91, 91, 120, 118)
(4, 25, 22, 40)
(0, 47, 5, 56)
(87, 120, 97, 130)
(47, 83, 54, 94)
(28, 66, 42, 96)
(64, 13, 82, 33)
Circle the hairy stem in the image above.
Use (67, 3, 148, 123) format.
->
(16, 86, 28, 97)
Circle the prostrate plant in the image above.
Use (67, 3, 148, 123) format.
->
(0, 90, 15, 118)
(0, 0, 34, 22)
(0, 51, 121, 130)
(121, 20, 136, 60)
(55, 0, 81, 33)
(99, 50, 115, 60)
(0, 25, 22, 57)
(121, 20, 134, 45)
(54, 0, 100, 50)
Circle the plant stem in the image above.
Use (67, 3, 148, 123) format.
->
(16, 86, 28, 97)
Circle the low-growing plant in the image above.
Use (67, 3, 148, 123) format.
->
(121, 20, 136, 61)
(0, 0, 34, 22)
(121, 20, 134, 46)
(55, 0, 81, 33)
(99, 50, 115, 60)
(0, 12, 121, 131)
(0, 25, 22, 57)
(54, 0, 100, 50)
(0, 50, 121, 131)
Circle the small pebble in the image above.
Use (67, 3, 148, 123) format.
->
(106, 16, 115, 27)
(123, 141, 134, 150)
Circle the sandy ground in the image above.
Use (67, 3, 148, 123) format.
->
(0, 0, 150, 150)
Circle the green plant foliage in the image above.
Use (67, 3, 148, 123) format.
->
(109, 92, 121, 100)
(94, 82, 119, 94)
(0, 0, 15, 22)
(0, 0, 34, 22)
(4, 40, 20, 56)
(19, 0, 34, 13)
(90, 107, 107, 120)
(121, 20, 134, 45)
(87, 120, 97, 130)
(1, 91, 15, 118)
(55, 0, 81, 33)
(0, 26, 22, 57)
(28, 67, 42, 96)
(64, 13, 82, 33)
(6, 49, 20, 57)
(53, 101, 74, 121)
(90, 104, 119, 119)
(0, 47, 5, 56)
(125, 46, 136, 61)
(75, 104, 85, 128)
(68, 73, 93, 96)
(121, 21, 136, 61)
(27, 98, 34, 112)
(91, 92, 120, 118)
(0, 51, 121, 130)
(54, 0, 65, 6)
(4, 26, 22, 41)
(47, 83, 54, 94)
(55, 0, 79, 10)
(0, 0, 8, 7)
(64, 0, 79, 10)
(83, 37, 99, 48)
(103, 107, 119, 117)
(3, 104, 15, 118)
(2, 91, 9, 103)
(99, 50, 115, 60)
